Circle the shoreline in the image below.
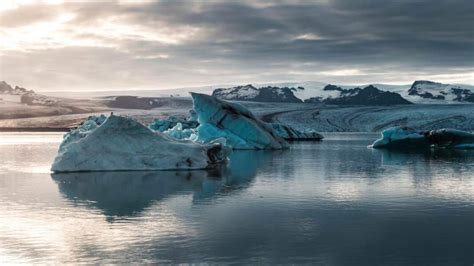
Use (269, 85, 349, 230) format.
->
(0, 127, 71, 132)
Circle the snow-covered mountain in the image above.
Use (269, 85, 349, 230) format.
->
(212, 84, 411, 105)
(212, 84, 302, 103)
(406, 80, 474, 103)
(210, 80, 473, 105)
(20, 79, 474, 105)
(305, 85, 412, 105)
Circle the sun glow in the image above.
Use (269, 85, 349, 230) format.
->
(0, 9, 202, 52)
(0, 13, 83, 51)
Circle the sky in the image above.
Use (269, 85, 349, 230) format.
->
(0, 0, 473, 92)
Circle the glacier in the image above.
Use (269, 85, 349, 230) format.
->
(191, 93, 289, 149)
(51, 114, 229, 172)
(269, 123, 323, 140)
(370, 126, 474, 149)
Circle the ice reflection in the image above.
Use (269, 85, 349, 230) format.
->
(52, 150, 273, 219)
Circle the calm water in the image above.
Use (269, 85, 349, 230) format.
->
(0, 132, 473, 265)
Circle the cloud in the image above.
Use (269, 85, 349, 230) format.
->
(0, 0, 472, 91)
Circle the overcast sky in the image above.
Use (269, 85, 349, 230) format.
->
(0, 0, 473, 91)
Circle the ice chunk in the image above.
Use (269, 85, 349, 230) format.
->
(370, 126, 474, 149)
(149, 116, 198, 132)
(51, 115, 229, 172)
(370, 126, 428, 148)
(149, 115, 199, 140)
(191, 93, 289, 149)
(163, 122, 196, 140)
(269, 123, 323, 140)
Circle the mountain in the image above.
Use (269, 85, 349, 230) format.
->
(0, 81, 57, 106)
(211, 83, 411, 105)
(305, 85, 412, 105)
(0, 81, 33, 95)
(212, 85, 302, 103)
(407, 80, 474, 103)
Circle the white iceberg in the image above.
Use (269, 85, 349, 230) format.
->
(51, 115, 229, 172)
(190, 92, 289, 149)
(370, 126, 474, 149)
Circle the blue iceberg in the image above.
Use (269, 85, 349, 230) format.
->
(149, 94, 323, 144)
(190, 93, 289, 149)
(371, 126, 474, 150)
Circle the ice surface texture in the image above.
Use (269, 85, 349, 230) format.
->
(269, 123, 323, 140)
(191, 93, 289, 149)
(148, 115, 198, 132)
(51, 115, 229, 172)
(371, 126, 474, 149)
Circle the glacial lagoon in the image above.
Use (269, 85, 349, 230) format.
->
(0, 132, 473, 264)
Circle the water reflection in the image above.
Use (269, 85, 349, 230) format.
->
(379, 148, 474, 177)
(1, 133, 473, 264)
(380, 148, 474, 166)
(51, 150, 272, 219)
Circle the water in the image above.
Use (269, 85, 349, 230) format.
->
(0, 132, 473, 265)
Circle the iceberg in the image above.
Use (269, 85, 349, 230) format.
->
(191, 93, 289, 149)
(370, 126, 474, 149)
(269, 123, 324, 140)
(148, 94, 323, 145)
(370, 127, 428, 148)
(51, 114, 229, 172)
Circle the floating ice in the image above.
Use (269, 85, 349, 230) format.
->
(191, 93, 289, 149)
(370, 127, 427, 148)
(51, 115, 229, 172)
(150, 94, 323, 144)
(370, 126, 474, 149)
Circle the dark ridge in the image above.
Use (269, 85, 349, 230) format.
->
(324, 85, 412, 105)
